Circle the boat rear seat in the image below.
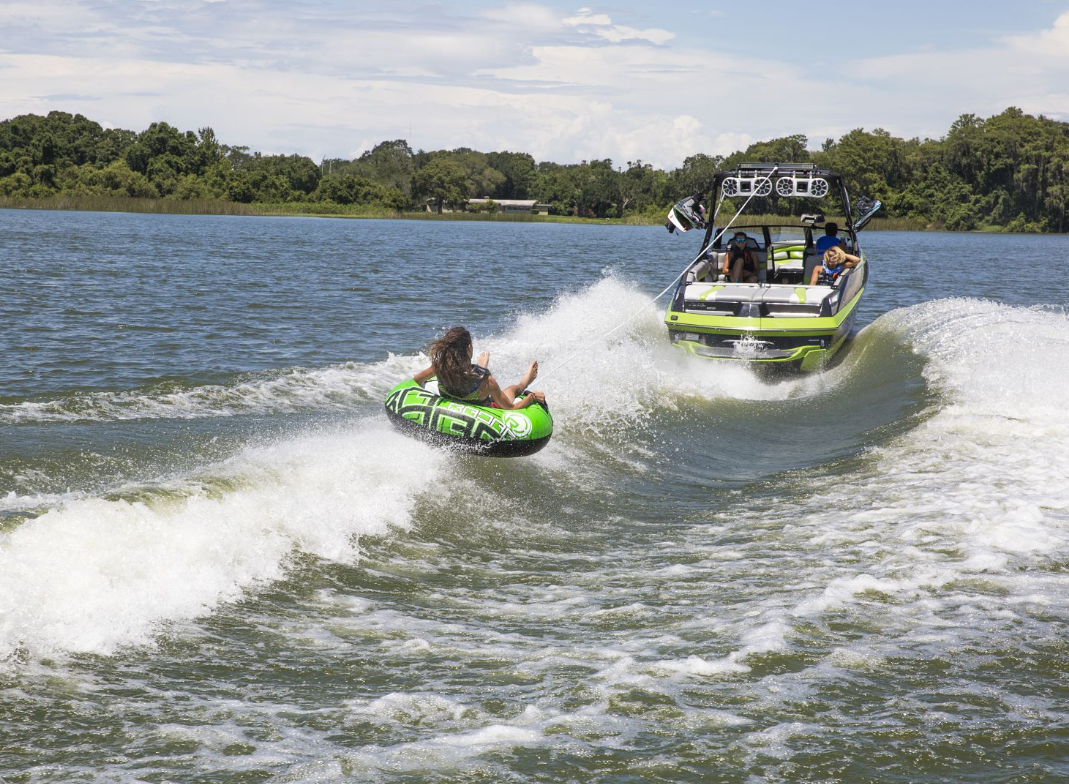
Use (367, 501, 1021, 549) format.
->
(683, 283, 835, 302)
(770, 244, 806, 271)
(757, 286, 835, 307)
(681, 282, 836, 314)
(682, 282, 760, 308)
(773, 254, 806, 272)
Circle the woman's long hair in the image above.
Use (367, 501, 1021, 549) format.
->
(823, 245, 846, 267)
(427, 326, 478, 395)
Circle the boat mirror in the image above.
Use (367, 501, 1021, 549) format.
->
(800, 213, 825, 226)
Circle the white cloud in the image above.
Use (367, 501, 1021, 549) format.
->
(561, 7, 674, 46)
(0, 1, 97, 30)
(593, 25, 674, 45)
(849, 11, 1069, 129)
(1004, 11, 1069, 58)
(480, 2, 564, 31)
(562, 10, 613, 27)
(4, 1, 1069, 170)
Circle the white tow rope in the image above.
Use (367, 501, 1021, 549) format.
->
(536, 167, 779, 383)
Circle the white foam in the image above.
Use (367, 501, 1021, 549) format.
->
(339, 722, 544, 775)
(353, 692, 481, 727)
(0, 353, 423, 424)
(0, 420, 447, 658)
(651, 653, 751, 677)
(742, 721, 822, 760)
(765, 299, 1069, 630)
(477, 276, 842, 432)
(1, 488, 89, 514)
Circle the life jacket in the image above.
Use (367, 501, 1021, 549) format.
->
(819, 258, 845, 284)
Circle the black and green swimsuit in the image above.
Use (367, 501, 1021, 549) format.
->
(439, 365, 491, 402)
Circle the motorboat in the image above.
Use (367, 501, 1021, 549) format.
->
(663, 163, 880, 372)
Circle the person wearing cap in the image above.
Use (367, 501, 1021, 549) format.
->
(721, 231, 759, 283)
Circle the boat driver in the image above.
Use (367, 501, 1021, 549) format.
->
(721, 231, 759, 283)
(815, 222, 845, 253)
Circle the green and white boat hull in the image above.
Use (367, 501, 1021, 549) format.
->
(664, 260, 866, 372)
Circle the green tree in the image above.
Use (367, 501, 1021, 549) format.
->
(443, 149, 506, 198)
(486, 151, 535, 198)
(816, 128, 907, 202)
(0, 172, 32, 196)
(412, 157, 470, 213)
(193, 127, 226, 173)
(5, 108, 1069, 233)
(1043, 136, 1069, 232)
(531, 162, 578, 216)
(618, 160, 668, 217)
(358, 139, 414, 195)
(739, 134, 809, 164)
(893, 162, 979, 229)
(229, 153, 320, 201)
(573, 159, 617, 218)
(0, 112, 136, 179)
(60, 160, 158, 198)
(670, 153, 724, 199)
(313, 174, 406, 208)
(126, 122, 198, 176)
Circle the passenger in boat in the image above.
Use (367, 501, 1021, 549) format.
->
(810, 245, 860, 286)
(814, 222, 845, 253)
(721, 231, 760, 283)
(413, 326, 546, 409)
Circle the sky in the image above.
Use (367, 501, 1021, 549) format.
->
(2, 0, 1069, 170)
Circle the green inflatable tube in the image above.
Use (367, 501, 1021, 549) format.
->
(384, 378, 553, 457)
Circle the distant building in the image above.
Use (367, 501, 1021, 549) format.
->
(468, 199, 551, 215)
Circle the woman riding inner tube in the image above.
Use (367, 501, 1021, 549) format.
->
(413, 326, 546, 409)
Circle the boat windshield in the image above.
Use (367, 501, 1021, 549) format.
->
(713, 226, 809, 247)
(768, 228, 807, 244)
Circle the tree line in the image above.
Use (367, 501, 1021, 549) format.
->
(1, 107, 1067, 231)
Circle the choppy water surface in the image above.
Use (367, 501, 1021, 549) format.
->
(2, 210, 1068, 783)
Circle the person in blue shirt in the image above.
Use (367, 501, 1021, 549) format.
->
(814, 222, 845, 253)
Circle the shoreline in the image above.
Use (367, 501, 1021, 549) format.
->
(0, 195, 1002, 233)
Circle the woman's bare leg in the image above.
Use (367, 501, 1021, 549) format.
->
(730, 258, 743, 282)
(499, 361, 539, 404)
(517, 360, 538, 389)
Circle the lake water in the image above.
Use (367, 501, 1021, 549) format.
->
(2, 209, 1068, 783)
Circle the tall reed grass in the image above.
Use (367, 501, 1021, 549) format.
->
(0, 195, 258, 215)
(252, 204, 552, 222)
(718, 213, 927, 231)
(0, 196, 930, 231)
